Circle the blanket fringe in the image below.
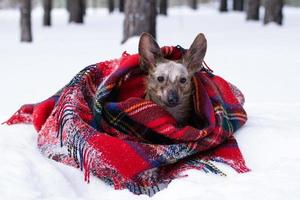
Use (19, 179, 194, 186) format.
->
(199, 160, 227, 176)
(120, 158, 227, 196)
(126, 182, 168, 197)
(211, 157, 250, 173)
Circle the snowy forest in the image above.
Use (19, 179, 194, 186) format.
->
(0, 1, 300, 200)
(0, 0, 295, 43)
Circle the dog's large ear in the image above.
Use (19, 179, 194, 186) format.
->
(138, 32, 162, 72)
(183, 33, 207, 73)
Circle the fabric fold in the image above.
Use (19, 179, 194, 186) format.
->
(4, 46, 249, 196)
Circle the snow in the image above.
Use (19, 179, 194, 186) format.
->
(1, 5, 300, 200)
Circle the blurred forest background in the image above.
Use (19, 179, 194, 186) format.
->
(0, 0, 297, 43)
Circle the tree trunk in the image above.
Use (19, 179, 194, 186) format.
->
(159, 0, 168, 15)
(92, 0, 98, 8)
(122, 0, 156, 44)
(189, 0, 197, 10)
(219, 0, 228, 12)
(66, 0, 71, 12)
(20, 0, 32, 42)
(246, 0, 260, 20)
(82, 0, 86, 16)
(264, 0, 283, 25)
(69, 0, 85, 23)
(43, 0, 52, 26)
(233, 0, 244, 11)
(108, 0, 114, 13)
(119, 0, 124, 12)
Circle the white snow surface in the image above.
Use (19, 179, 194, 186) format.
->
(1, 6, 300, 200)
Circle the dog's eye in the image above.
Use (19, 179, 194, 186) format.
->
(180, 77, 187, 84)
(157, 76, 164, 82)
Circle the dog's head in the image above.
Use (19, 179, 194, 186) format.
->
(139, 33, 207, 108)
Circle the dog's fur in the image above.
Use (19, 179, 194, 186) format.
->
(138, 33, 207, 126)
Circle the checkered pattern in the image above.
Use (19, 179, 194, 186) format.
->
(4, 46, 249, 196)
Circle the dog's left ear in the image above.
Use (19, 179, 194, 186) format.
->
(183, 33, 207, 73)
(138, 32, 162, 72)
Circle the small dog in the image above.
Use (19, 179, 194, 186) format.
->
(138, 33, 207, 126)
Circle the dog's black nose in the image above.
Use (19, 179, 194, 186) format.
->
(167, 91, 179, 107)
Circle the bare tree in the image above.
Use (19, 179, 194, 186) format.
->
(122, 0, 157, 44)
(108, 0, 114, 13)
(119, 0, 124, 12)
(69, 0, 85, 23)
(82, 0, 86, 16)
(264, 0, 283, 25)
(219, 0, 228, 12)
(92, 0, 99, 8)
(43, 0, 52, 26)
(66, 0, 71, 12)
(159, 0, 168, 15)
(188, 0, 197, 10)
(20, 0, 32, 42)
(233, 0, 244, 11)
(246, 0, 260, 20)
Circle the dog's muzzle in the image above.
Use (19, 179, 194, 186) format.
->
(166, 90, 179, 107)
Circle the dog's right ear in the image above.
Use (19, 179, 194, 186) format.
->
(138, 32, 162, 72)
(183, 33, 207, 74)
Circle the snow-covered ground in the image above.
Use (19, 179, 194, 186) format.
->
(1, 5, 300, 200)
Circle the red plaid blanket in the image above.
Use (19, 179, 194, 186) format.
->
(4, 46, 249, 196)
